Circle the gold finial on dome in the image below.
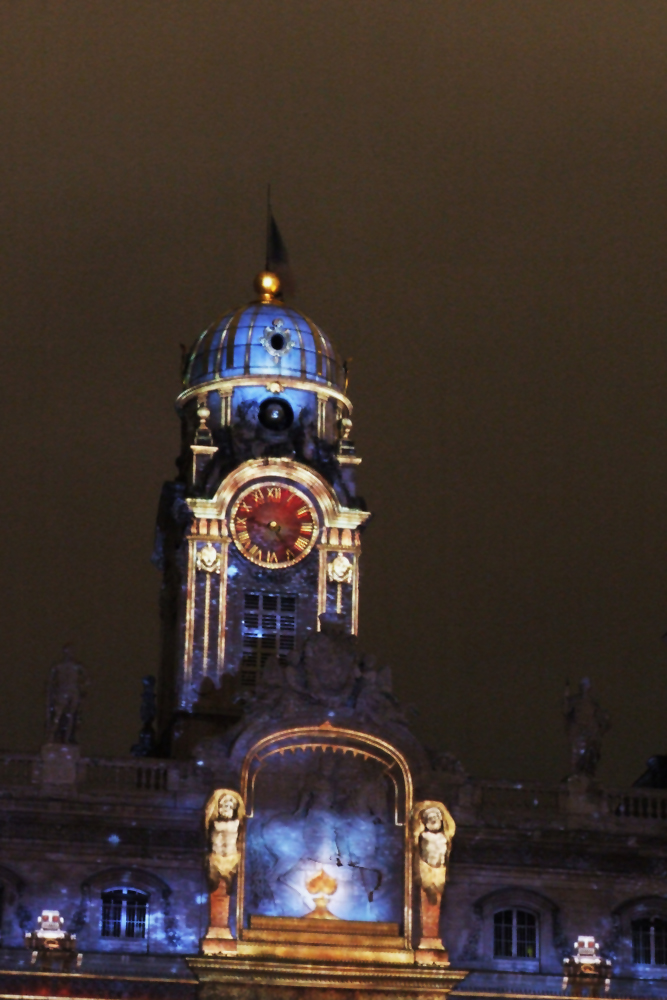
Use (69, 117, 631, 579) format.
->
(254, 270, 281, 303)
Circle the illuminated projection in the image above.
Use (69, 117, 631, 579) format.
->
(243, 746, 404, 924)
(230, 482, 319, 568)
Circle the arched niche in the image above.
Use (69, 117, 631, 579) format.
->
(235, 723, 413, 949)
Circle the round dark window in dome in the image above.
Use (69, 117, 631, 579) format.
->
(258, 397, 294, 432)
(270, 332, 285, 351)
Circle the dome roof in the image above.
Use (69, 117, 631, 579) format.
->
(184, 299, 345, 393)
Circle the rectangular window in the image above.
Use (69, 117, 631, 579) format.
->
(101, 890, 123, 938)
(494, 908, 537, 960)
(655, 922, 667, 967)
(633, 919, 652, 964)
(516, 909, 537, 958)
(241, 593, 296, 688)
(101, 889, 147, 939)
(493, 909, 513, 958)
(633, 918, 667, 966)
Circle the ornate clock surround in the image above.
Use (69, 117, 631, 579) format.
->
(178, 460, 371, 712)
(230, 480, 319, 569)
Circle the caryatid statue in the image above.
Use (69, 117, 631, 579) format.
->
(411, 800, 455, 965)
(203, 789, 244, 950)
(46, 646, 87, 745)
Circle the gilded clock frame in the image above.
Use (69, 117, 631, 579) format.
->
(179, 460, 371, 708)
(229, 480, 320, 570)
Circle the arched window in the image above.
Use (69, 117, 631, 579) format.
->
(494, 908, 538, 959)
(101, 889, 148, 939)
(632, 917, 667, 966)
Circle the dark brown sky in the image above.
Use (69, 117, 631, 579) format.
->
(2, 1, 666, 785)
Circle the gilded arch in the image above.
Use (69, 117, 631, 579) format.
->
(235, 723, 414, 951)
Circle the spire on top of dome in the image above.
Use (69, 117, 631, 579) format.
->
(180, 198, 346, 395)
(264, 187, 295, 298)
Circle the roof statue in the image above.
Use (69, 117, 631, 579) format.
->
(563, 677, 610, 778)
(45, 646, 87, 746)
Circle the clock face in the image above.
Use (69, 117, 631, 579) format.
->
(230, 482, 319, 568)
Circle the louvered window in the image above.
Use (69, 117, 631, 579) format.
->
(241, 593, 296, 687)
(101, 888, 148, 939)
(633, 918, 667, 966)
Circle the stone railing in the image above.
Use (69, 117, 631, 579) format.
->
(78, 757, 174, 792)
(2, 749, 667, 826)
(607, 788, 667, 821)
(0, 749, 201, 795)
(438, 776, 667, 829)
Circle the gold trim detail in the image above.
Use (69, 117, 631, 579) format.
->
(229, 481, 319, 570)
(187, 458, 371, 532)
(317, 547, 328, 624)
(236, 726, 414, 952)
(177, 375, 352, 416)
(182, 537, 231, 697)
(217, 539, 229, 673)
(183, 538, 197, 701)
(202, 573, 212, 675)
(188, 954, 467, 992)
(352, 550, 360, 633)
(317, 396, 327, 438)
(196, 542, 222, 574)
(218, 388, 232, 427)
(317, 547, 360, 633)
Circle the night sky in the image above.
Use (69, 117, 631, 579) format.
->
(2, 2, 667, 786)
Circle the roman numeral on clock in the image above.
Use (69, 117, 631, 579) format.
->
(294, 537, 308, 551)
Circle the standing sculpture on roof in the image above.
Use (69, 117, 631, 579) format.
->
(563, 677, 610, 778)
(46, 645, 87, 745)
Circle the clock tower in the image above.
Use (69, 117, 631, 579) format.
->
(154, 270, 370, 753)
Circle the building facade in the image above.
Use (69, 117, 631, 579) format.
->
(0, 270, 666, 999)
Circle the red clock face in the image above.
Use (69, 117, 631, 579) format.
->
(230, 482, 319, 568)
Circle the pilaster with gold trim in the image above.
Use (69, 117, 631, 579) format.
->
(181, 516, 230, 710)
(317, 527, 361, 634)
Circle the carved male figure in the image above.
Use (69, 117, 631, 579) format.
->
(46, 646, 87, 745)
(419, 806, 448, 873)
(411, 800, 456, 964)
(204, 789, 244, 946)
(563, 677, 610, 777)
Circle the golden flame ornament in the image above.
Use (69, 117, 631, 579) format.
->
(304, 869, 338, 920)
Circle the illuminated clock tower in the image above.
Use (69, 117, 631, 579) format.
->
(154, 270, 370, 752)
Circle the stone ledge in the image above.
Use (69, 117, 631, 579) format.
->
(189, 955, 467, 999)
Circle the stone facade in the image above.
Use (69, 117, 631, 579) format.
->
(0, 750, 666, 996)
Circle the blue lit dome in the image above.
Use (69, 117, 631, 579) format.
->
(184, 290, 344, 393)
